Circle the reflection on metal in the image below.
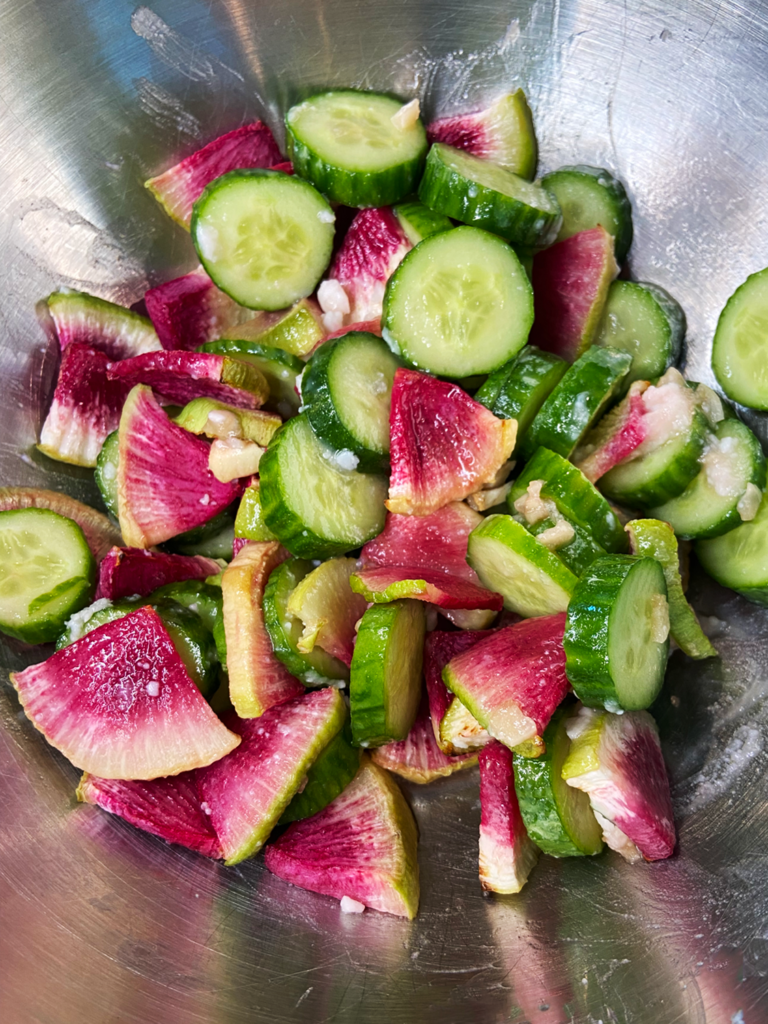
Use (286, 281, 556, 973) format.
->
(1, 0, 768, 1020)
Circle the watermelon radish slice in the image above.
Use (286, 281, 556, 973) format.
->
(144, 268, 250, 352)
(38, 344, 132, 468)
(478, 741, 539, 893)
(10, 606, 240, 779)
(96, 547, 221, 601)
(107, 351, 269, 410)
(264, 757, 420, 918)
(221, 541, 304, 718)
(443, 613, 570, 755)
(528, 227, 618, 362)
(319, 207, 411, 331)
(196, 687, 346, 864)
(424, 629, 491, 754)
(77, 771, 222, 859)
(359, 502, 484, 583)
(45, 290, 161, 360)
(572, 380, 650, 482)
(117, 385, 242, 548)
(0, 487, 121, 562)
(326, 319, 383, 340)
(387, 369, 517, 516)
(145, 122, 283, 228)
(350, 566, 503, 610)
(371, 690, 478, 783)
(562, 705, 676, 862)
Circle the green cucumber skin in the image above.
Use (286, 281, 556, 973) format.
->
(165, 511, 236, 560)
(695, 490, 768, 600)
(509, 447, 628, 554)
(599, 407, 710, 509)
(393, 198, 453, 244)
(200, 339, 302, 416)
(234, 484, 278, 543)
(564, 555, 668, 711)
(540, 164, 633, 263)
(95, 430, 119, 518)
(475, 346, 568, 445)
(278, 722, 360, 825)
(519, 514, 607, 577)
(521, 346, 632, 461)
(711, 267, 768, 410)
(418, 143, 560, 248)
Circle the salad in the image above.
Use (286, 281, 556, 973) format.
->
(2, 85, 767, 919)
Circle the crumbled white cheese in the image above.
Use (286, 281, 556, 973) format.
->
(703, 435, 744, 498)
(321, 446, 359, 471)
(513, 479, 556, 525)
(650, 593, 670, 643)
(467, 482, 513, 512)
(195, 223, 220, 261)
(390, 98, 420, 132)
(206, 408, 242, 438)
(317, 209, 336, 224)
(64, 598, 112, 643)
(321, 310, 344, 333)
(737, 482, 761, 521)
(146, 680, 160, 698)
(317, 279, 350, 315)
(209, 438, 264, 482)
(535, 518, 575, 550)
(340, 895, 366, 914)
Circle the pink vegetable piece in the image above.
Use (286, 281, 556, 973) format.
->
(443, 613, 570, 754)
(572, 380, 651, 482)
(77, 771, 223, 859)
(145, 122, 283, 228)
(326, 319, 383, 340)
(96, 547, 221, 601)
(38, 343, 131, 468)
(478, 741, 539, 893)
(144, 268, 249, 351)
(117, 384, 242, 548)
(387, 368, 516, 516)
(423, 629, 491, 748)
(107, 350, 266, 409)
(426, 91, 536, 177)
(10, 607, 240, 780)
(528, 226, 618, 362)
(45, 290, 161, 360)
(350, 565, 503, 610)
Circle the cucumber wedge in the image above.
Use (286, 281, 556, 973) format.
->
(278, 721, 360, 825)
(95, 430, 120, 517)
(695, 488, 768, 604)
(223, 298, 325, 358)
(540, 165, 633, 263)
(711, 266, 768, 409)
(564, 555, 669, 712)
(392, 198, 453, 244)
(234, 482, 277, 543)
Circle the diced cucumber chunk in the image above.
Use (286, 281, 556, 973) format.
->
(349, 599, 425, 747)
(650, 417, 766, 539)
(191, 169, 335, 311)
(301, 332, 399, 472)
(517, 513, 607, 577)
(595, 281, 685, 392)
(696, 488, 768, 604)
(259, 413, 387, 559)
(540, 164, 633, 263)
(419, 143, 561, 248)
(711, 266, 768, 409)
(278, 722, 360, 825)
(0, 508, 95, 644)
(514, 706, 604, 857)
(165, 510, 236, 561)
(222, 299, 325, 358)
(286, 90, 428, 208)
(392, 198, 453, 244)
(564, 555, 669, 712)
(467, 514, 578, 618)
(382, 226, 533, 378)
(235, 482, 278, 542)
(95, 430, 119, 517)
(200, 338, 302, 418)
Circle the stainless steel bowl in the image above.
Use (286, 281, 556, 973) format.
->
(1, 2, 767, 1020)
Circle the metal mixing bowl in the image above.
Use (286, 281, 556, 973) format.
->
(1, 1, 767, 1020)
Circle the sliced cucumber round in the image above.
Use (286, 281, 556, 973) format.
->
(95, 430, 119, 517)
(263, 558, 349, 686)
(0, 508, 96, 644)
(564, 555, 669, 712)
(651, 417, 766, 539)
(518, 513, 607, 577)
(595, 280, 685, 392)
(164, 509, 236, 561)
(711, 266, 768, 409)
(392, 198, 453, 244)
(540, 164, 633, 263)
(467, 514, 578, 618)
(382, 226, 533, 378)
(514, 706, 604, 857)
(521, 345, 632, 461)
(349, 599, 426, 747)
(695, 488, 768, 603)
(259, 413, 387, 559)
(301, 332, 399, 472)
(191, 169, 335, 311)
(285, 90, 428, 208)
(419, 143, 561, 248)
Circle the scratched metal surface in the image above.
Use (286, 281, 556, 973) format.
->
(0, 1, 767, 1021)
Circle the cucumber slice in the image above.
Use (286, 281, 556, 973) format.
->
(200, 338, 303, 418)
(418, 143, 561, 248)
(235, 482, 278, 543)
(392, 198, 453, 244)
(599, 406, 710, 508)
(165, 510, 236, 561)
(711, 266, 768, 409)
(517, 513, 607, 577)
(474, 345, 568, 448)
(349, 599, 425, 747)
(595, 281, 685, 391)
(564, 555, 669, 712)
(263, 558, 349, 686)
(540, 165, 633, 263)
(514, 706, 604, 857)
(279, 722, 360, 824)
(650, 418, 766, 539)
(382, 226, 533, 377)
(0, 508, 96, 644)
(191, 169, 335, 311)
(626, 519, 716, 660)
(509, 447, 628, 553)
(695, 489, 768, 603)
(301, 332, 399, 472)
(259, 413, 387, 559)
(95, 430, 119, 517)
(521, 346, 632, 461)
(467, 514, 578, 618)
(285, 90, 428, 208)
(221, 299, 325, 358)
